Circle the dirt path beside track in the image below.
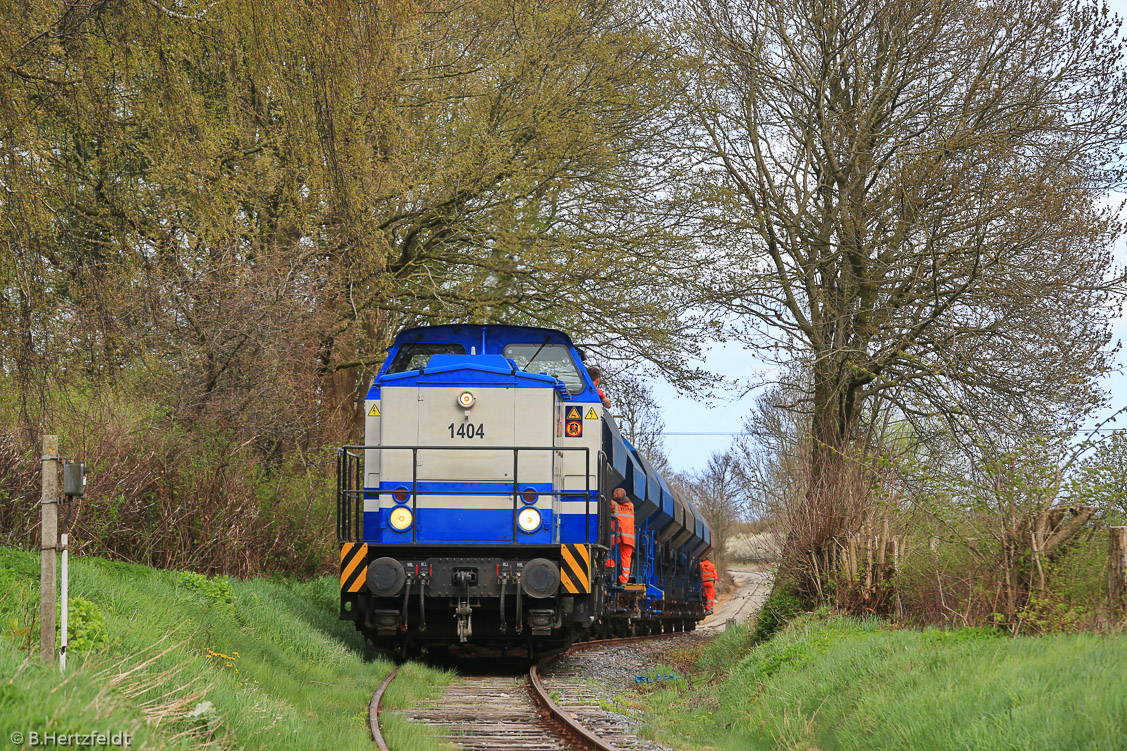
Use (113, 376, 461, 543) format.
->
(698, 566, 774, 632)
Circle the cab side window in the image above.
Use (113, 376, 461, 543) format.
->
(502, 342, 584, 392)
(387, 343, 465, 373)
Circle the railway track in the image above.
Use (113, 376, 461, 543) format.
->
(370, 635, 687, 751)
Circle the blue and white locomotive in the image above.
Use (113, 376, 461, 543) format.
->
(337, 324, 713, 657)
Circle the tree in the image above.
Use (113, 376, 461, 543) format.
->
(672, 0, 1127, 584)
(734, 382, 809, 524)
(607, 372, 671, 472)
(0, 0, 710, 571)
(1070, 430, 1127, 524)
(685, 451, 746, 562)
(0, 0, 706, 439)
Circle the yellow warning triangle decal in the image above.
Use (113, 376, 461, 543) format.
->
(585, 408, 598, 420)
(566, 406, 581, 420)
(368, 404, 381, 417)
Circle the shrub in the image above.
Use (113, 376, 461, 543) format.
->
(60, 597, 109, 655)
(177, 571, 237, 610)
(1010, 594, 1094, 635)
(0, 390, 338, 579)
(751, 581, 806, 643)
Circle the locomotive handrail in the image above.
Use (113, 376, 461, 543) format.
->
(336, 445, 592, 544)
(596, 450, 610, 545)
(337, 448, 363, 543)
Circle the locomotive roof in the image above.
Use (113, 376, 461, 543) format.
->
(392, 324, 578, 348)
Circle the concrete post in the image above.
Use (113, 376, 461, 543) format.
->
(40, 435, 58, 665)
(60, 533, 69, 671)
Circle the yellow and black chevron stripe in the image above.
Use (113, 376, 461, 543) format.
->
(340, 543, 368, 593)
(560, 543, 591, 594)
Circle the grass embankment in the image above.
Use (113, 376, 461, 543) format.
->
(637, 614, 1127, 751)
(0, 548, 452, 750)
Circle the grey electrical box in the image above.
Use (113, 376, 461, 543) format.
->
(63, 462, 86, 498)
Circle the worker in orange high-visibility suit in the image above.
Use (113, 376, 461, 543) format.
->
(699, 556, 717, 612)
(611, 488, 635, 585)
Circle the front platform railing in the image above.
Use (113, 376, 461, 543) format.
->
(336, 445, 603, 544)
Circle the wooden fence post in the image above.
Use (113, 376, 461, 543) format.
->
(1109, 527, 1127, 614)
(864, 526, 873, 592)
(40, 435, 59, 666)
(878, 518, 889, 572)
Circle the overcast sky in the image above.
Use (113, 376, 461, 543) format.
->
(648, 3, 1127, 473)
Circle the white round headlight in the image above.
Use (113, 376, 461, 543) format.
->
(458, 390, 476, 408)
(388, 506, 414, 531)
(516, 507, 542, 533)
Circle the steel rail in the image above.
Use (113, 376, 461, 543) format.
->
(528, 632, 687, 750)
(528, 659, 619, 751)
(370, 632, 687, 750)
(368, 667, 399, 751)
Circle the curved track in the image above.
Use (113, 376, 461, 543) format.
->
(371, 635, 684, 751)
(369, 667, 399, 751)
(529, 659, 620, 751)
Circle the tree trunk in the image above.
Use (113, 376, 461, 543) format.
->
(322, 366, 363, 444)
(783, 356, 867, 601)
(1110, 527, 1127, 615)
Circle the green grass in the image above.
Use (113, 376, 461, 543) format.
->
(638, 614, 1127, 751)
(0, 548, 452, 750)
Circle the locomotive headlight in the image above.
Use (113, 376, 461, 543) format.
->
(516, 506, 542, 533)
(457, 390, 476, 408)
(388, 506, 414, 531)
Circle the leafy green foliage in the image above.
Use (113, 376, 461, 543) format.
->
(1069, 431, 1127, 524)
(59, 597, 109, 655)
(750, 581, 806, 643)
(1011, 596, 1094, 636)
(177, 571, 236, 611)
(891, 431, 1117, 632)
(922, 625, 1005, 644)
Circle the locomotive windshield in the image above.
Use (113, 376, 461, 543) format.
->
(387, 343, 465, 373)
(502, 342, 584, 392)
